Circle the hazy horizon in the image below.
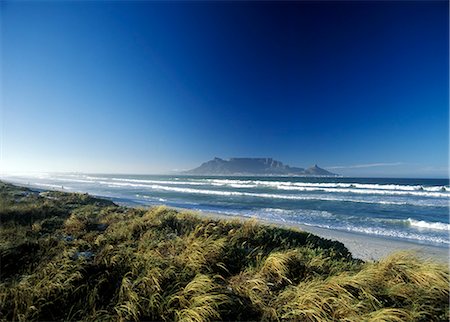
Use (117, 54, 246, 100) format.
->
(1, 1, 448, 178)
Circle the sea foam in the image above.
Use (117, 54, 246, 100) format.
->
(407, 218, 450, 231)
(48, 174, 450, 198)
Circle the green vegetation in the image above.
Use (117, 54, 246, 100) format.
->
(0, 181, 448, 321)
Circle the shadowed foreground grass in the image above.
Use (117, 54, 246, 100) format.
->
(0, 182, 448, 321)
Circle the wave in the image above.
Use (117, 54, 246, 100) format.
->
(49, 175, 449, 193)
(123, 183, 443, 207)
(204, 179, 449, 198)
(407, 218, 450, 231)
(338, 225, 449, 245)
(258, 208, 450, 231)
(209, 207, 450, 245)
(52, 175, 450, 199)
(13, 177, 446, 208)
(258, 208, 450, 244)
(61, 176, 211, 186)
(108, 178, 450, 198)
(51, 178, 99, 184)
(271, 185, 449, 198)
(56, 177, 450, 198)
(16, 176, 449, 246)
(111, 178, 211, 186)
(206, 179, 449, 192)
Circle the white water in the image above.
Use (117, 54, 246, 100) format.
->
(2, 173, 449, 246)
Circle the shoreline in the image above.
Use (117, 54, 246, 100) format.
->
(186, 209, 449, 263)
(4, 180, 449, 263)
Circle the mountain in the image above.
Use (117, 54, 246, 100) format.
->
(304, 164, 336, 176)
(185, 157, 336, 176)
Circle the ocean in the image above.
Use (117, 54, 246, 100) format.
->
(3, 173, 449, 247)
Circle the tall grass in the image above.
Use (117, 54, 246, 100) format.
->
(0, 181, 448, 321)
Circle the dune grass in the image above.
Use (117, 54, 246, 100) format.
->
(0, 181, 448, 321)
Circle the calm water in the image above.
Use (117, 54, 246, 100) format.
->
(4, 173, 449, 247)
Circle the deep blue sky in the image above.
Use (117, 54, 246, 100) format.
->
(1, 1, 448, 177)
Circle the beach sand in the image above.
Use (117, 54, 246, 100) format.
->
(295, 224, 449, 263)
(193, 210, 449, 263)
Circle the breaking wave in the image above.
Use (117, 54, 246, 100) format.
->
(407, 219, 450, 231)
(3, 173, 448, 247)
(215, 207, 450, 245)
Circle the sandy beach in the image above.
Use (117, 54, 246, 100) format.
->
(5, 180, 449, 263)
(296, 223, 449, 263)
(194, 210, 449, 263)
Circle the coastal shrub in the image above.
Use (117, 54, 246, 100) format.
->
(0, 181, 448, 322)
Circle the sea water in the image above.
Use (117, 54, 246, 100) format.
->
(3, 173, 449, 247)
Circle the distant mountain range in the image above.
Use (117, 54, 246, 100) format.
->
(185, 157, 337, 176)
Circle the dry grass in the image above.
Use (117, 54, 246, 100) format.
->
(172, 274, 230, 322)
(0, 181, 448, 321)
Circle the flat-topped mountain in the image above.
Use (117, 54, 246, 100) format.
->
(185, 157, 336, 176)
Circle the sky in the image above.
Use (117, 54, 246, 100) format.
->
(1, 1, 448, 177)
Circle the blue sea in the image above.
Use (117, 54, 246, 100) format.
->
(3, 173, 449, 247)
